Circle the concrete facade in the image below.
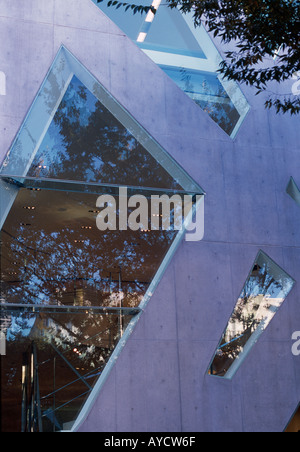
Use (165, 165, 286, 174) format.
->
(0, 0, 299, 432)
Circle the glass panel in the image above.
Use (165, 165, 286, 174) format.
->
(286, 177, 300, 206)
(139, 5, 206, 58)
(96, 0, 146, 40)
(0, 46, 202, 195)
(0, 306, 134, 432)
(25, 75, 181, 189)
(208, 251, 295, 379)
(161, 66, 240, 136)
(94, 1, 250, 137)
(95, 1, 206, 58)
(0, 175, 200, 197)
(0, 45, 204, 431)
(285, 404, 300, 432)
(0, 186, 180, 309)
(1, 181, 193, 431)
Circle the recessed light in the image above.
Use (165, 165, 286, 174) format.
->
(137, 32, 147, 43)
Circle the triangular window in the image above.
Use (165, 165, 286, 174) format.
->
(94, 0, 250, 137)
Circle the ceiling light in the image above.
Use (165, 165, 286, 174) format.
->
(137, 32, 147, 43)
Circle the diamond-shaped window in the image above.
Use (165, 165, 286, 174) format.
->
(0, 46, 204, 432)
(208, 251, 295, 379)
(286, 177, 300, 206)
(93, 0, 250, 137)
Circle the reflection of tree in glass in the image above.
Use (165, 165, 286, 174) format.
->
(1, 310, 127, 432)
(194, 85, 239, 137)
(1, 186, 177, 383)
(2, 224, 175, 309)
(179, 67, 240, 136)
(180, 67, 194, 94)
(210, 262, 283, 376)
(28, 76, 181, 190)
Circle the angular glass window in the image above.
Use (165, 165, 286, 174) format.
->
(286, 177, 300, 206)
(208, 251, 295, 379)
(285, 404, 300, 432)
(93, 0, 250, 137)
(0, 46, 204, 432)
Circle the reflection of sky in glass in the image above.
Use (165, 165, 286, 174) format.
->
(1, 183, 180, 430)
(161, 66, 240, 136)
(6, 314, 36, 340)
(93, 0, 243, 136)
(94, 1, 206, 57)
(286, 177, 300, 206)
(1, 186, 178, 312)
(28, 76, 181, 189)
(138, 5, 206, 57)
(0, 46, 203, 194)
(209, 251, 295, 379)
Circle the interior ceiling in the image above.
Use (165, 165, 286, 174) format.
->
(1, 186, 176, 306)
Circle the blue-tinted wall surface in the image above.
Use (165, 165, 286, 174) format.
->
(0, 0, 299, 432)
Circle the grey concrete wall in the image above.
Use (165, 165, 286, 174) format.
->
(1, 0, 299, 432)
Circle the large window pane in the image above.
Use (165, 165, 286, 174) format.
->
(208, 251, 295, 379)
(0, 186, 179, 309)
(0, 46, 202, 195)
(94, 0, 250, 137)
